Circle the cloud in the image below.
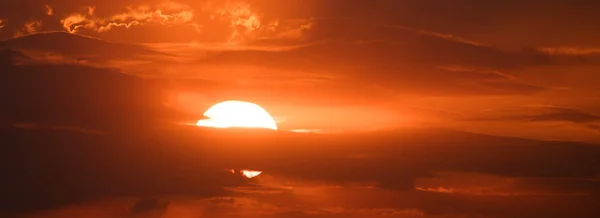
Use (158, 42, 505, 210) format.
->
(386, 25, 486, 47)
(415, 172, 598, 197)
(0, 48, 31, 65)
(197, 1, 313, 43)
(414, 186, 588, 196)
(45, 4, 53, 16)
(538, 46, 600, 55)
(139, 17, 567, 98)
(470, 105, 600, 123)
(61, 3, 200, 34)
(87, 6, 95, 16)
(523, 107, 600, 123)
(14, 19, 42, 37)
(4, 125, 600, 217)
(194, 41, 548, 96)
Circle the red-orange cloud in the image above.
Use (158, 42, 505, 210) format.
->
(200, 1, 312, 43)
(57, 1, 312, 44)
(61, 3, 200, 34)
(14, 19, 42, 37)
(538, 46, 600, 55)
(45, 4, 53, 16)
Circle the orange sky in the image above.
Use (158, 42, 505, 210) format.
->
(4, 2, 600, 218)
(1, 0, 600, 142)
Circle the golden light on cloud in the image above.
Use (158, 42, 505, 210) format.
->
(241, 170, 262, 178)
(211, 1, 267, 42)
(54, 1, 311, 43)
(196, 100, 278, 130)
(61, 3, 199, 33)
(202, 1, 311, 43)
(45, 4, 53, 16)
(15, 19, 42, 37)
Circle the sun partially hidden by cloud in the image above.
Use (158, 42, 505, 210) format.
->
(196, 100, 278, 130)
(0, 19, 5, 30)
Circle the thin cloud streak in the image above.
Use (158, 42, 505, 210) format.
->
(538, 46, 600, 55)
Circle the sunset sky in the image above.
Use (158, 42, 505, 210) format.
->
(2, 0, 600, 140)
(2, 1, 600, 218)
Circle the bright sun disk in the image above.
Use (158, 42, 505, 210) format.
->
(196, 100, 278, 130)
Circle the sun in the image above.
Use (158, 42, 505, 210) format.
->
(196, 100, 278, 130)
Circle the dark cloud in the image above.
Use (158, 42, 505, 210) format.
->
(195, 20, 553, 96)
(469, 106, 600, 124)
(0, 32, 167, 63)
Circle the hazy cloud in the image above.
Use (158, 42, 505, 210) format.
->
(415, 172, 599, 197)
(538, 46, 600, 55)
(200, 1, 312, 43)
(45, 4, 53, 16)
(194, 41, 549, 96)
(61, 3, 200, 33)
(14, 19, 42, 37)
(471, 106, 600, 124)
(387, 25, 486, 47)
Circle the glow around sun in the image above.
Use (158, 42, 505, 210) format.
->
(196, 100, 278, 130)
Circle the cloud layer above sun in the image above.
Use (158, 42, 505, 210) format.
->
(1, 0, 599, 141)
(2, 1, 312, 44)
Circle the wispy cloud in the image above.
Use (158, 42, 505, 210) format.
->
(202, 1, 281, 43)
(414, 186, 589, 196)
(469, 105, 600, 124)
(388, 25, 486, 47)
(14, 19, 42, 37)
(56, 1, 312, 44)
(61, 3, 200, 33)
(45, 4, 53, 16)
(538, 46, 600, 55)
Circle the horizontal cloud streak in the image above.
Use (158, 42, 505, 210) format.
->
(61, 3, 200, 34)
(468, 106, 600, 123)
(538, 46, 600, 55)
